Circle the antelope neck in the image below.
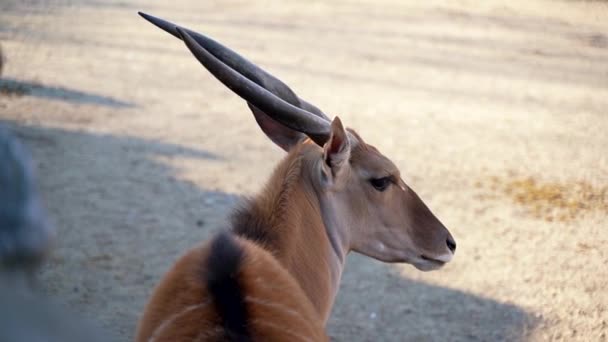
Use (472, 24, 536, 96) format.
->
(230, 145, 348, 323)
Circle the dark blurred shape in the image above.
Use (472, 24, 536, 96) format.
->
(0, 43, 4, 77)
(0, 125, 108, 342)
(0, 125, 52, 273)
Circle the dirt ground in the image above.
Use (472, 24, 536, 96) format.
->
(1, 0, 607, 341)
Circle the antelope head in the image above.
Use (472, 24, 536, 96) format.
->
(139, 13, 456, 271)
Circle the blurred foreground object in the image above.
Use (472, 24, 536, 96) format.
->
(0, 125, 52, 274)
(0, 126, 107, 341)
(0, 43, 4, 76)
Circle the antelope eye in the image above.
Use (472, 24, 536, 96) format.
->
(370, 177, 391, 191)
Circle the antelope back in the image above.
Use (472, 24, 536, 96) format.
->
(136, 233, 327, 342)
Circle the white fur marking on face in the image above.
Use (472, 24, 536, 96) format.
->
(434, 253, 454, 263)
(397, 179, 407, 191)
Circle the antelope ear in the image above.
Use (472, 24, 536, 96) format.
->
(248, 103, 306, 152)
(323, 117, 351, 177)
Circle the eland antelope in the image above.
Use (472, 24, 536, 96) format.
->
(136, 12, 456, 342)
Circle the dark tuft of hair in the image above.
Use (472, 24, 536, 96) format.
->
(205, 232, 250, 341)
(230, 200, 278, 250)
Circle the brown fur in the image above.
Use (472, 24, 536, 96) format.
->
(231, 144, 335, 318)
(135, 233, 327, 341)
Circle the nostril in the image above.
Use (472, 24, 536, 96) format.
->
(446, 236, 456, 253)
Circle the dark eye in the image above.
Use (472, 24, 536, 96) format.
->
(370, 177, 391, 191)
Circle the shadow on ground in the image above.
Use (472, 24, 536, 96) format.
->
(2, 121, 539, 341)
(0, 78, 135, 108)
(330, 254, 538, 341)
(1, 121, 235, 340)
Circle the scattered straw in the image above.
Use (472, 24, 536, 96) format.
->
(486, 175, 608, 222)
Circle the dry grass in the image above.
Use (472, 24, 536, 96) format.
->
(482, 175, 608, 222)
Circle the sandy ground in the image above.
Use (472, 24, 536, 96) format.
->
(1, 0, 607, 340)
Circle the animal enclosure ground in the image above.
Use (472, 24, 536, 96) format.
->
(1, 0, 607, 340)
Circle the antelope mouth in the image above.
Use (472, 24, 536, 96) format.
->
(414, 254, 452, 271)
